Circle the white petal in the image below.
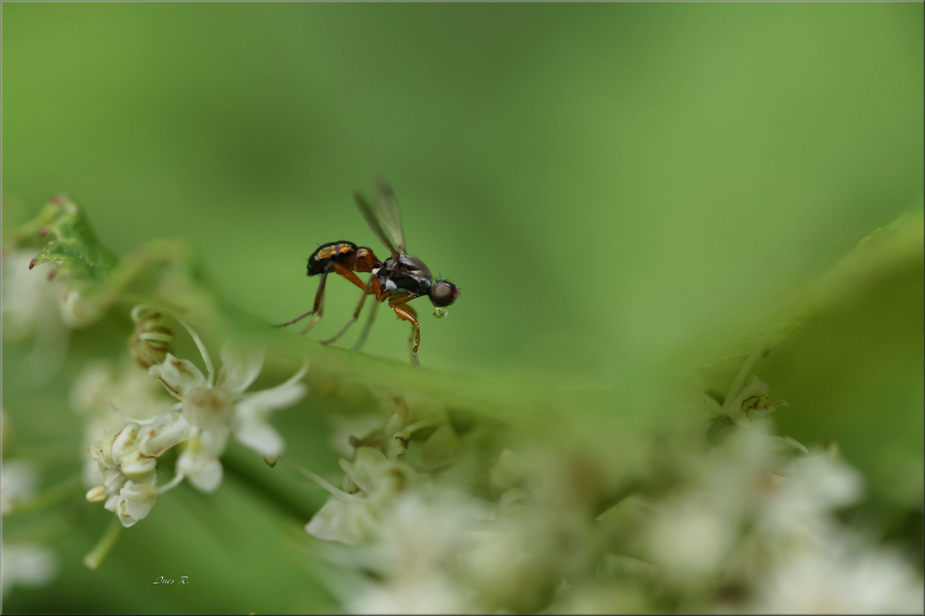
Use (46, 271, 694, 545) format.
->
(60, 290, 103, 328)
(339, 447, 392, 495)
(187, 457, 223, 493)
(107, 472, 158, 527)
(102, 468, 127, 495)
(1, 460, 40, 502)
(236, 381, 306, 415)
(175, 318, 215, 387)
(305, 498, 351, 542)
(216, 342, 265, 395)
(200, 425, 231, 458)
(104, 493, 121, 513)
(305, 497, 379, 545)
(176, 436, 224, 493)
(0, 543, 58, 590)
(111, 423, 143, 462)
(119, 450, 157, 478)
(148, 354, 207, 399)
(122, 474, 158, 522)
(139, 411, 191, 457)
(233, 417, 284, 458)
(230, 380, 303, 458)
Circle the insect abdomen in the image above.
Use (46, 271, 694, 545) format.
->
(307, 241, 358, 276)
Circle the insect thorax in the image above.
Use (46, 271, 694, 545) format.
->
(378, 255, 434, 297)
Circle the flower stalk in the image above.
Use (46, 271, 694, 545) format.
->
(83, 519, 125, 570)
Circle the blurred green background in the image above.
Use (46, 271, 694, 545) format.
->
(5, 2, 921, 376)
(3, 3, 922, 613)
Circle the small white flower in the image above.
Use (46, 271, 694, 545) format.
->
(1, 251, 70, 385)
(646, 492, 739, 576)
(344, 492, 486, 614)
(755, 450, 863, 547)
(59, 290, 103, 328)
(1, 541, 59, 600)
(751, 535, 924, 614)
(1, 459, 40, 516)
(348, 571, 475, 615)
(641, 423, 856, 578)
(347, 485, 520, 614)
(87, 411, 190, 527)
(104, 471, 159, 528)
(305, 447, 414, 545)
(326, 394, 422, 462)
(305, 493, 382, 546)
(148, 322, 307, 492)
(72, 357, 172, 421)
(328, 413, 389, 457)
(71, 357, 173, 489)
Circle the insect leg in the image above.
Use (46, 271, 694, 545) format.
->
(352, 300, 380, 352)
(274, 264, 332, 329)
(299, 269, 330, 334)
(322, 273, 382, 347)
(330, 263, 370, 292)
(391, 301, 421, 370)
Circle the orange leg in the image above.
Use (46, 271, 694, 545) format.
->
(331, 262, 370, 292)
(390, 298, 421, 370)
(322, 274, 382, 346)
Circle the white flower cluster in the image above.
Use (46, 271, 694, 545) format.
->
(1, 457, 40, 517)
(1, 441, 60, 599)
(625, 421, 922, 614)
(298, 376, 923, 614)
(303, 401, 598, 613)
(84, 313, 307, 527)
(2, 250, 110, 374)
(306, 445, 592, 614)
(1, 541, 59, 601)
(86, 412, 189, 526)
(71, 357, 171, 490)
(305, 446, 416, 546)
(1, 251, 72, 384)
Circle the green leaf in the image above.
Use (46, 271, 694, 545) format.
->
(694, 205, 924, 389)
(690, 205, 923, 507)
(16, 195, 118, 281)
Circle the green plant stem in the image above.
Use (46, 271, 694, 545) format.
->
(5, 475, 84, 517)
(721, 336, 769, 415)
(83, 518, 124, 570)
(281, 456, 363, 503)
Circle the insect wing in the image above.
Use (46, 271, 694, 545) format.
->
(371, 177, 407, 254)
(355, 191, 401, 260)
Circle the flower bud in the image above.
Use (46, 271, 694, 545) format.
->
(735, 375, 788, 417)
(60, 291, 103, 328)
(129, 306, 175, 368)
(86, 486, 107, 502)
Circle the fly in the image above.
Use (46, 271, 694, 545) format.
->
(276, 178, 460, 369)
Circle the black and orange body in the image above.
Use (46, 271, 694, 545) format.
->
(307, 241, 357, 276)
(307, 241, 380, 276)
(277, 179, 460, 369)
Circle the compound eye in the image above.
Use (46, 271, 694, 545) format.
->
(430, 281, 457, 307)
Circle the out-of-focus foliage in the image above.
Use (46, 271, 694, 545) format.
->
(2, 3, 922, 614)
(15, 196, 116, 281)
